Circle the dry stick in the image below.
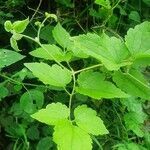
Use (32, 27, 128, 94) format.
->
(30, 0, 43, 22)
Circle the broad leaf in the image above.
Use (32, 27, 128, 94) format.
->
(73, 33, 130, 70)
(113, 71, 150, 99)
(95, 0, 111, 9)
(76, 71, 129, 99)
(0, 49, 25, 69)
(74, 105, 108, 135)
(53, 120, 92, 150)
(30, 44, 71, 62)
(31, 103, 69, 126)
(124, 112, 146, 137)
(125, 21, 150, 57)
(20, 90, 44, 114)
(12, 18, 29, 33)
(0, 86, 9, 101)
(37, 137, 53, 150)
(132, 54, 150, 66)
(24, 63, 72, 87)
(52, 23, 71, 49)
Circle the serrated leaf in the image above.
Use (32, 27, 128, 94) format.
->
(74, 105, 108, 135)
(76, 71, 129, 99)
(73, 33, 130, 70)
(0, 49, 25, 69)
(31, 103, 69, 126)
(124, 112, 145, 137)
(113, 71, 150, 99)
(20, 90, 44, 114)
(30, 44, 71, 62)
(125, 21, 150, 57)
(12, 18, 29, 33)
(53, 120, 92, 150)
(52, 23, 71, 48)
(24, 63, 72, 87)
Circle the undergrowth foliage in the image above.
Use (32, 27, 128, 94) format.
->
(0, 0, 150, 149)
(2, 11, 150, 149)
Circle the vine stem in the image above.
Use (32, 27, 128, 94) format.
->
(19, 34, 65, 69)
(0, 73, 29, 93)
(74, 64, 103, 74)
(37, 17, 48, 40)
(67, 63, 76, 120)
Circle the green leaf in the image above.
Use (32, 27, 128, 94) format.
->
(142, 0, 150, 6)
(27, 126, 39, 140)
(10, 37, 20, 51)
(95, 0, 111, 9)
(55, 0, 74, 8)
(0, 49, 25, 69)
(12, 18, 29, 33)
(76, 71, 129, 99)
(30, 44, 71, 62)
(53, 120, 92, 150)
(4, 20, 13, 32)
(74, 105, 108, 135)
(124, 112, 145, 137)
(37, 137, 53, 150)
(52, 23, 71, 48)
(24, 63, 72, 87)
(132, 54, 150, 66)
(125, 21, 150, 57)
(20, 90, 44, 114)
(129, 11, 140, 23)
(73, 33, 130, 70)
(117, 142, 146, 150)
(0, 86, 9, 101)
(113, 71, 150, 99)
(121, 97, 147, 122)
(31, 103, 69, 126)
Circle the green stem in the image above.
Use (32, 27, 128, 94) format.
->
(0, 73, 28, 92)
(37, 17, 47, 40)
(67, 63, 76, 120)
(74, 64, 103, 74)
(92, 136, 103, 150)
(112, 0, 121, 10)
(20, 34, 65, 69)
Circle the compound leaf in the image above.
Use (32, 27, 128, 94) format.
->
(31, 103, 69, 126)
(76, 71, 129, 99)
(24, 63, 72, 87)
(74, 105, 108, 135)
